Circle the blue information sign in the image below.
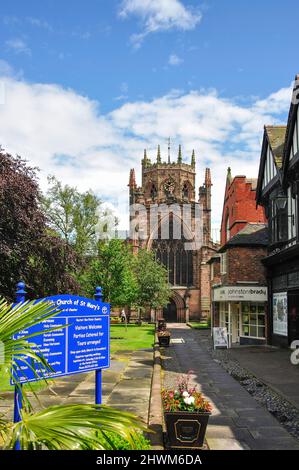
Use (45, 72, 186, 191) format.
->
(13, 295, 110, 384)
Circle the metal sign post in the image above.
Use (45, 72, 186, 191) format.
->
(13, 281, 27, 450)
(94, 286, 103, 405)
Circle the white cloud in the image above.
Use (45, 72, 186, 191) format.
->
(0, 73, 292, 232)
(119, 0, 202, 47)
(0, 60, 14, 77)
(5, 38, 31, 56)
(168, 53, 183, 66)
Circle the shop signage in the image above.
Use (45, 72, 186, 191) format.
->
(273, 292, 288, 337)
(213, 327, 229, 349)
(213, 286, 267, 302)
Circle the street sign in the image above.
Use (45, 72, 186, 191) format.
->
(12, 294, 110, 384)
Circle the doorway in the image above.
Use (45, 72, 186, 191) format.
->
(163, 299, 177, 323)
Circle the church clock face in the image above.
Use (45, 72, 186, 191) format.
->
(164, 178, 175, 195)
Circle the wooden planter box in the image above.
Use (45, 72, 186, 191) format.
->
(158, 334, 170, 347)
(164, 411, 211, 449)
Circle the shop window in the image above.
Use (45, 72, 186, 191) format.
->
(241, 303, 265, 339)
(269, 196, 288, 246)
(220, 303, 229, 331)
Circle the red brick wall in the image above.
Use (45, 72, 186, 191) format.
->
(222, 246, 267, 285)
(211, 258, 221, 286)
(220, 177, 267, 245)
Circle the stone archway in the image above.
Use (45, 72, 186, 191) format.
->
(163, 291, 186, 323)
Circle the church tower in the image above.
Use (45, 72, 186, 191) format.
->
(128, 145, 218, 322)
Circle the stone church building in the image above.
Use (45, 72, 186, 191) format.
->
(128, 145, 218, 323)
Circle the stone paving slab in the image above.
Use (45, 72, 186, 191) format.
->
(162, 324, 299, 450)
(1, 349, 154, 428)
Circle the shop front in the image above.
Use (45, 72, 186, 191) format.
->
(212, 285, 268, 347)
(266, 253, 299, 348)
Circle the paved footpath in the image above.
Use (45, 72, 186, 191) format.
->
(1, 349, 153, 425)
(162, 324, 299, 450)
(228, 346, 299, 409)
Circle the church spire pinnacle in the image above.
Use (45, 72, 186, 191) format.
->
(178, 144, 182, 163)
(226, 167, 232, 186)
(191, 149, 196, 168)
(157, 144, 161, 163)
(128, 168, 137, 189)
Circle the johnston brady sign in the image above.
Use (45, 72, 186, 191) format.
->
(213, 286, 268, 302)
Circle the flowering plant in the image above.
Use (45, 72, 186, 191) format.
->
(161, 372, 212, 413)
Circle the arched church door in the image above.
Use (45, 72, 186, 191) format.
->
(163, 299, 177, 323)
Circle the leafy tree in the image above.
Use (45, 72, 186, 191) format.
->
(27, 232, 82, 298)
(80, 240, 138, 308)
(43, 176, 101, 256)
(0, 150, 80, 300)
(0, 151, 44, 299)
(133, 249, 171, 312)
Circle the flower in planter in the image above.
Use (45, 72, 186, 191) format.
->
(162, 372, 212, 413)
(158, 329, 171, 337)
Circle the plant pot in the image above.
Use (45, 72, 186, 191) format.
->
(158, 334, 170, 347)
(164, 411, 211, 449)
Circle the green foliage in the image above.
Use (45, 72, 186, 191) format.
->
(3, 405, 146, 450)
(0, 152, 80, 300)
(133, 249, 171, 310)
(43, 176, 101, 256)
(100, 431, 151, 450)
(80, 240, 138, 307)
(80, 241, 171, 311)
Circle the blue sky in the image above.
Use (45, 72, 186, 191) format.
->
(0, 0, 297, 234)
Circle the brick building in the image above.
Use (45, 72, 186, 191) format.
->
(209, 169, 268, 347)
(221, 168, 267, 244)
(128, 145, 219, 322)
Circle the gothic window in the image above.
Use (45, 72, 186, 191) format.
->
(182, 183, 189, 200)
(152, 217, 194, 287)
(150, 183, 157, 201)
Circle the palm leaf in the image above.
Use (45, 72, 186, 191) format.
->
(3, 404, 147, 450)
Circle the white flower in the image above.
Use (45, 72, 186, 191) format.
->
(182, 391, 189, 398)
(184, 396, 195, 406)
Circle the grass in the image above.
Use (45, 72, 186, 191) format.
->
(0, 365, 50, 393)
(187, 322, 210, 330)
(110, 323, 155, 354)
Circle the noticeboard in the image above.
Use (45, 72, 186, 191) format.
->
(12, 295, 110, 384)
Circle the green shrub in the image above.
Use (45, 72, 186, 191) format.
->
(100, 431, 151, 450)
